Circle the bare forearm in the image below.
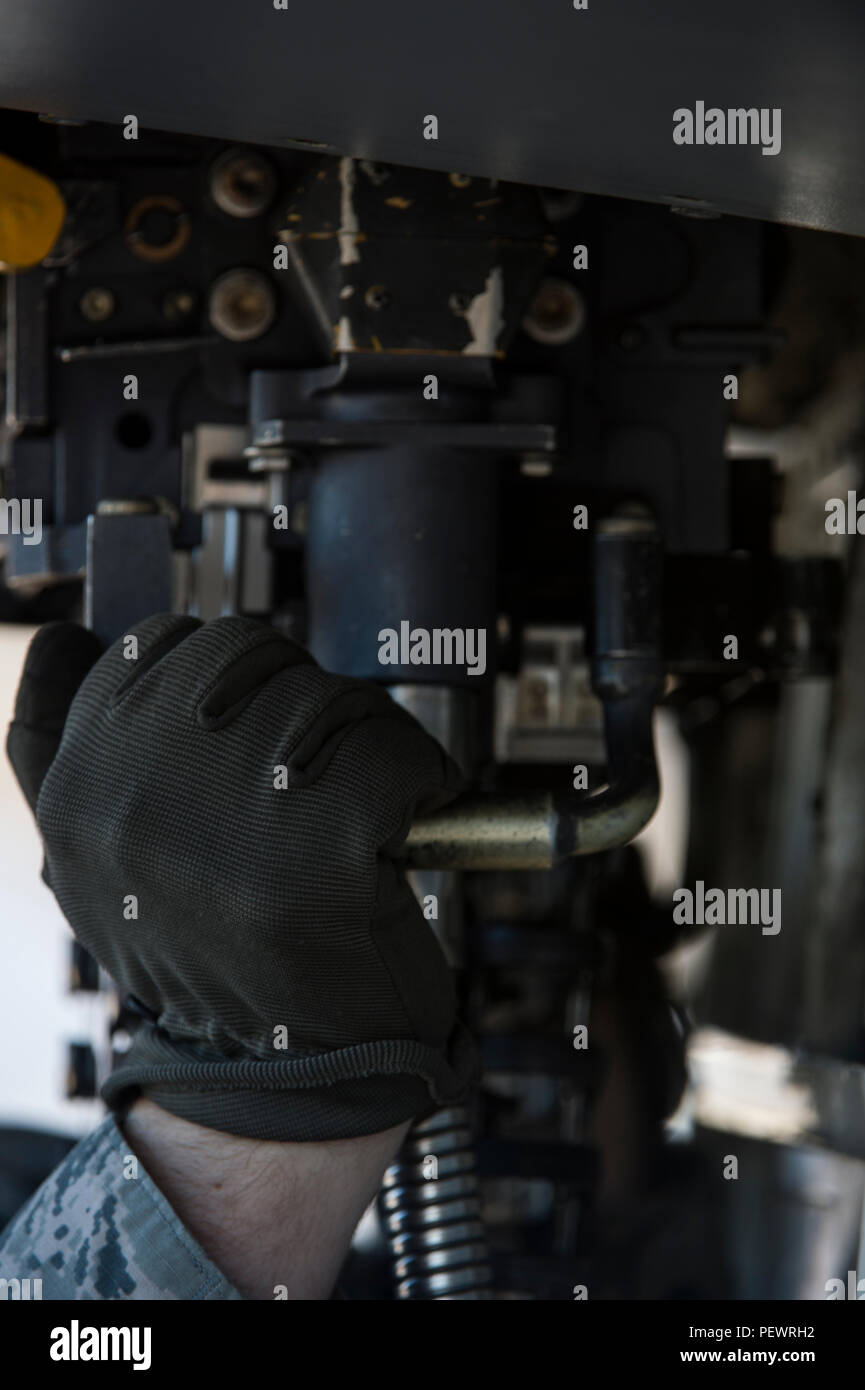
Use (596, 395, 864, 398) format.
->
(122, 1099, 409, 1300)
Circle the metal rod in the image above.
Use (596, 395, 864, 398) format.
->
(404, 792, 558, 870)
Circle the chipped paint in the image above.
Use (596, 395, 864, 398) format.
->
(336, 315, 356, 351)
(280, 229, 367, 246)
(338, 157, 361, 266)
(462, 266, 505, 356)
(385, 196, 413, 210)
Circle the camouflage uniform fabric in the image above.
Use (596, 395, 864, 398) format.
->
(0, 1115, 242, 1299)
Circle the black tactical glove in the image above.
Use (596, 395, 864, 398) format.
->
(7, 615, 477, 1141)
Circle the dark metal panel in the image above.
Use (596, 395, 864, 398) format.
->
(0, 3, 862, 235)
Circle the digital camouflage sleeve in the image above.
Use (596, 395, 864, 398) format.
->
(0, 1115, 242, 1300)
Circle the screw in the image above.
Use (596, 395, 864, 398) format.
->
(522, 278, 585, 345)
(162, 289, 196, 322)
(208, 269, 276, 342)
(79, 287, 115, 322)
(449, 173, 472, 189)
(210, 149, 276, 219)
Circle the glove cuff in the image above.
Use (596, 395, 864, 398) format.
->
(102, 1021, 479, 1142)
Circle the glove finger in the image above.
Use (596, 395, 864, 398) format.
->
(192, 617, 316, 730)
(6, 622, 103, 814)
(373, 704, 467, 814)
(104, 613, 202, 704)
(51, 614, 204, 723)
(99, 613, 311, 725)
(281, 681, 417, 782)
(335, 711, 466, 854)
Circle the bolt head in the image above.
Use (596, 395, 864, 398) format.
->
(210, 149, 276, 219)
(208, 269, 276, 342)
(523, 278, 585, 346)
(79, 287, 115, 322)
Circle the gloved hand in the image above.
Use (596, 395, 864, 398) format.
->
(7, 615, 477, 1141)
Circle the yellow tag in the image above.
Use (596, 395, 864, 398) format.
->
(0, 152, 66, 269)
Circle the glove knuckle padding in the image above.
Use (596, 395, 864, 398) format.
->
(32, 616, 476, 1140)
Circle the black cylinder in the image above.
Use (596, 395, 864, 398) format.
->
(591, 514, 663, 703)
(307, 447, 497, 685)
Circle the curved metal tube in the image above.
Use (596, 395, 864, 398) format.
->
(404, 699, 660, 870)
(404, 514, 664, 871)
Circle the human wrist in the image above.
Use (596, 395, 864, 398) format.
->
(122, 1098, 410, 1299)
